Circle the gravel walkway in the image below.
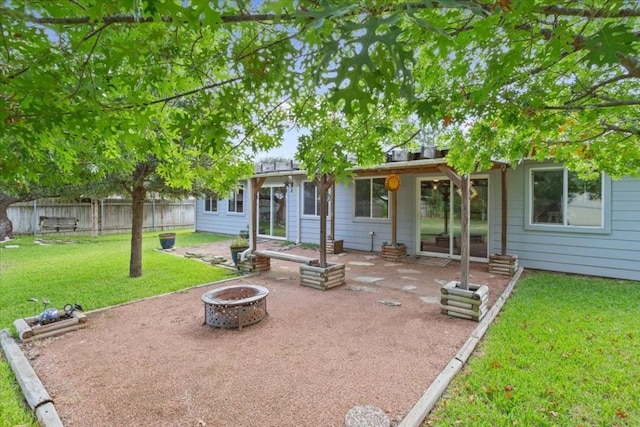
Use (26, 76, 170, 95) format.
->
(24, 241, 510, 426)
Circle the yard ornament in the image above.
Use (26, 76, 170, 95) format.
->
(28, 298, 84, 325)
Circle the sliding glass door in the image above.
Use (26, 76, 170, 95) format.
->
(417, 177, 489, 259)
(257, 186, 287, 238)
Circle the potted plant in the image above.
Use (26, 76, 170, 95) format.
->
(229, 235, 249, 265)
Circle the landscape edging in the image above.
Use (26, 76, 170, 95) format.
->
(397, 267, 524, 427)
(0, 328, 63, 427)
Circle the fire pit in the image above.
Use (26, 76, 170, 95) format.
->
(202, 284, 269, 330)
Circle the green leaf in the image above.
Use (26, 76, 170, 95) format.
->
(583, 23, 638, 66)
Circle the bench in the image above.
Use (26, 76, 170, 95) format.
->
(253, 250, 319, 266)
(39, 216, 78, 232)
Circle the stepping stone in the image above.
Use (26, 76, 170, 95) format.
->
(401, 276, 418, 281)
(397, 268, 420, 274)
(383, 262, 402, 267)
(402, 285, 417, 291)
(436, 279, 449, 286)
(377, 300, 401, 307)
(420, 296, 440, 304)
(353, 277, 384, 284)
(345, 405, 390, 427)
(347, 285, 378, 293)
(349, 261, 375, 266)
(364, 255, 378, 260)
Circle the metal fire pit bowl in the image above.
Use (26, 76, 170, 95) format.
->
(202, 284, 269, 330)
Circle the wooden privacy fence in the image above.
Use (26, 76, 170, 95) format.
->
(8, 198, 195, 235)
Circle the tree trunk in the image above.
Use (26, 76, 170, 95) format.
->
(0, 193, 19, 240)
(129, 170, 147, 278)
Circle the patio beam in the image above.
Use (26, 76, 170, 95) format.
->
(353, 162, 506, 178)
(330, 182, 336, 240)
(438, 165, 470, 290)
(501, 165, 508, 256)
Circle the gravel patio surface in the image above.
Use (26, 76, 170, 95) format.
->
(24, 240, 510, 427)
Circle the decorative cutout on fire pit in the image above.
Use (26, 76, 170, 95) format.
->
(202, 284, 269, 330)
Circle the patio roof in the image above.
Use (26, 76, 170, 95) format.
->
(252, 156, 509, 180)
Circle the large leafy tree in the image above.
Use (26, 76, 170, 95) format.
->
(1, 1, 291, 275)
(292, 1, 639, 178)
(3, 1, 639, 175)
(1, 0, 638, 275)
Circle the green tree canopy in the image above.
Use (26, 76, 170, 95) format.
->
(2, 0, 638, 187)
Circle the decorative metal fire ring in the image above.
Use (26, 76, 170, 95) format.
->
(202, 284, 269, 330)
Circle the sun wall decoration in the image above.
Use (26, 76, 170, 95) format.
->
(385, 174, 401, 191)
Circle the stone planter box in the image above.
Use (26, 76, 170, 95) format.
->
(440, 281, 488, 322)
(300, 263, 345, 290)
(326, 239, 344, 254)
(488, 254, 519, 276)
(381, 244, 406, 261)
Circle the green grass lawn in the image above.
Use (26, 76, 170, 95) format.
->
(0, 229, 236, 426)
(425, 272, 640, 427)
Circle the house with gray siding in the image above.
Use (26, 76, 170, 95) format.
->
(195, 158, 639, 281)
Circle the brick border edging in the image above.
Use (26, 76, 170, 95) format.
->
(398, 267, 524, 427)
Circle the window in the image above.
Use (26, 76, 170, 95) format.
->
(228, 186, 244, 213)
(530, 167, 603, 227)
(355, 177, 388, 219)
(204, 197, 217, 213)
(302, 181, 330, 216)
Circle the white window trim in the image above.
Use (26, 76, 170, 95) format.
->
(353, 176, 390, 220)
(524, 165, 611, 234)
(228, 186, 245, 215)
(203, 197, 218, 214)
(301, 181, 331, 217)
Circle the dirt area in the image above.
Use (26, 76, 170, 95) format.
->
(24, 240, 511, 427)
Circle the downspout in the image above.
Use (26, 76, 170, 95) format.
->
(501, 165, 508, 256)
(240, 179, 253, 261)
(296, 179, 301, 244)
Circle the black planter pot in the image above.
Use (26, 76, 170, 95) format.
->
(230, 246, 249, 265)
(159, 233, 176, 249)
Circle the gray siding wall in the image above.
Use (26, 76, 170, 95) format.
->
(286, 178, 300, 242)
(195, 177, 300, 241)
(328, 175, 417, 253)
(195, 163, 639, 281)
(194, 180, 249, 236)
(494, 164, 640, 281)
